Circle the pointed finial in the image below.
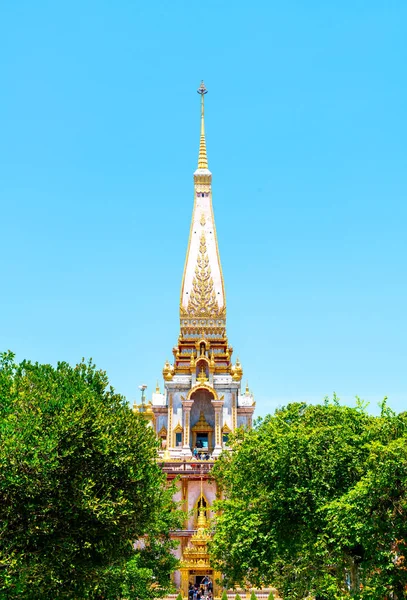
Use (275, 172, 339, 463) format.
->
(197, 81, 208, 169)
(245, 381, 250, 395)
(155, 380, 160, 393)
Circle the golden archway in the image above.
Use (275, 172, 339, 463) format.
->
(186, 382, 218, 401)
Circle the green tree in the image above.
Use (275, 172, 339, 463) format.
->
(211, 400, 407, 599)
(267, 592, 274, 600)
(250, 592, 257, 600)
(0, 352, 181, 599)
(324, 435, 407, 598)
(221, 591, 228, 600)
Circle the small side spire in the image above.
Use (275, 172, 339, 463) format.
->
(197, 81, 208, 169)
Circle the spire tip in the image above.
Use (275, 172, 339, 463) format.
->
(197, 81, 208, 169)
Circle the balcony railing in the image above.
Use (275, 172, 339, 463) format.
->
(159, 460, 215, 475)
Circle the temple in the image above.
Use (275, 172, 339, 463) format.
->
(135, 82, 255, 597)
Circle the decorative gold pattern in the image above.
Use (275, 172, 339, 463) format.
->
(215, 409, 221, 446)
(184, 409, 191, 448)
(182, 233, 225, 319)
(200, 212, 206, 226)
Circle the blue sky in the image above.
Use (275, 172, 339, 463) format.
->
(1, 1, 406, 415)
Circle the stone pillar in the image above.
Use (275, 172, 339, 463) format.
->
(180, 568, 189, 598)
(182, 400, 193, 455)
(212, 400, 224, 457)
(213, 571, 223, 597)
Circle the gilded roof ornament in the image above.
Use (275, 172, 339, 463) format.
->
(210, 349, 215, 368)
(190, 351, 196, 368)
(231, 358, 243, 381)
(197, 366, 209, 384)
(162, 359, 174, 381)
(192, 411, 212, 432)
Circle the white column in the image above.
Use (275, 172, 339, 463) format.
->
(182, 400, 193, 456)
(212, 400, 224, 457)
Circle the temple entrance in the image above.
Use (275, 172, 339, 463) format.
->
(190, 391, 215, 452)
(188, 571, 214, 590)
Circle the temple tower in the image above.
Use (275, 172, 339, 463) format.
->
(148, 82, 255, 595)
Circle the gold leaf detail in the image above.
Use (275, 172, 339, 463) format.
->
(200, 213, 206, 226)
(186, 233, 223, 318)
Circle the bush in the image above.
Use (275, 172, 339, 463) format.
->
(221, 592, 228, 600)
(250, 592, 257, 600)
(267, 592, 274, 600)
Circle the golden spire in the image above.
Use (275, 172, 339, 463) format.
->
(197, 81, 208, 169)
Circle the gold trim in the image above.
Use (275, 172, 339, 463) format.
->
(187, 382, 219, 401)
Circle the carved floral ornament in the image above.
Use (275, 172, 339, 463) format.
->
(180, 233, 226, 320)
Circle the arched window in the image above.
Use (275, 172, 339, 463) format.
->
(157, 425, 167, 449)
(173, 423, 183, 448)
(195, 494, 208, 519)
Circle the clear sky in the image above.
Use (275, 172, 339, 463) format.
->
(1, 1, 406, 416)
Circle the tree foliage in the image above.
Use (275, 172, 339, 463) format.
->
(211, 399, 407, 599)
(0, 352, 181, 599)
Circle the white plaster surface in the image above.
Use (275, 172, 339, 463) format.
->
(151, 392, 165, 406)
(213, 375, 233, 384)
(238, 391, 255, 406)
(173, 375, 191, 384)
